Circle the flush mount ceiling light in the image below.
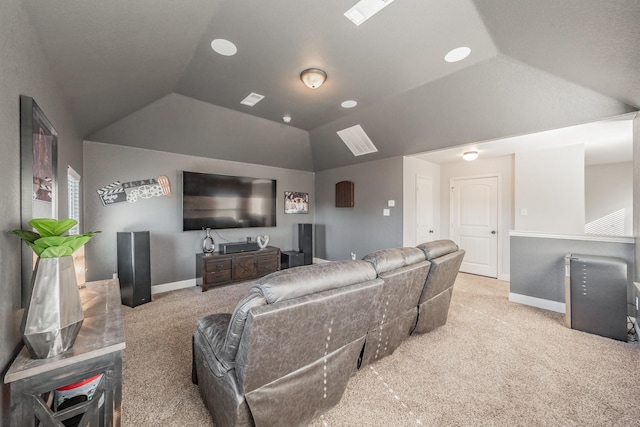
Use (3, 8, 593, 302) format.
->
(462, 151, 479, 161)
(341, 100, 358, 109)
(300, 68, 327, 89)
(345, 0, 396, 26)
(282, 115, 292, 123)
(210, 39, 237, 56)
(445, 46, 471, 63)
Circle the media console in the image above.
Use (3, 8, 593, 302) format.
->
(196, 246, 280, 291)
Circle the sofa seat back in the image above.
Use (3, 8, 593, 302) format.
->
(360, 247, 430, 366)
(194, 259, 383, 427)
(413, 240, 465, 334)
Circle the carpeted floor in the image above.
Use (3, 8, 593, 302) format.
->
(120, 273, 640, 426)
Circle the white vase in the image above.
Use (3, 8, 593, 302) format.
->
(21, 256, 84, 359)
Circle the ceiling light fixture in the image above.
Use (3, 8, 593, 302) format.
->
(341, 100, 358, 109)
(462, 151, 479, 161)
(282, 115, 292, 123)
(345, 0, 396, 26)
(210, 39, 237, 56)
(445, 46, 471, 63)
(300, 68, 327, 89)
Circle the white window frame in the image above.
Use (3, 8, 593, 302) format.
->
(67, 166, 81, 235)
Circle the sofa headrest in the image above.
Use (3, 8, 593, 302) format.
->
(417, 240, 460, 261)
(254, 260, 377, 304)
(362, 247, 426, 274)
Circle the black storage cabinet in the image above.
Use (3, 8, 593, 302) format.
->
(565, 253, 628, 341)
(117, 231, 151, 307)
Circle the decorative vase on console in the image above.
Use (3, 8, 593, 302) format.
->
(202, 227, 215, 254)
(11, 218, 100, 359)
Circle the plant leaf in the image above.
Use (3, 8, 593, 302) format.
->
(34, 236, 67, 250)
(28, 218, 77, 237)
(26, 241, 45, 257)
(62, 235, 92, 253)
(10, 229, 41, 243)
(40, 246, 73, 258)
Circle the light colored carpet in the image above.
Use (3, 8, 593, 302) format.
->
(121, 274, 640, 426)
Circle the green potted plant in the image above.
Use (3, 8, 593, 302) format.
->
(12, 218, 100, 359)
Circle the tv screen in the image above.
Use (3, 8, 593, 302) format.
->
(182, 171, 277, 231)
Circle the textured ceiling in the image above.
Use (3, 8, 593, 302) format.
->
(22, 0, 640, 171)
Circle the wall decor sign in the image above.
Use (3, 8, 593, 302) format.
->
(19, 95, 58, 306)
(97, 175, 172, 206)
(284, 191, 309, 214)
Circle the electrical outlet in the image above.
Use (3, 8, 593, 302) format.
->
(351, 252, 356, 260)
(636, 296, 638, 311)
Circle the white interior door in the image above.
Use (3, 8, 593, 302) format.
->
(416, 176, 434, 244)
(451, 176, 498, 278)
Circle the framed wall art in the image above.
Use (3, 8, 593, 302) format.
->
(20, 95, 58, 306)
(284, 191, 309, 214)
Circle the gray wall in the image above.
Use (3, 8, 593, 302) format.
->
(0, 0, 83, 423)
(83, 141, 314, 286)
(510, 235, 635, 309)
(315, 157, 404, 261)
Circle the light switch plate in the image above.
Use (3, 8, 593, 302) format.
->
(388, 200, 395, 207)
(383, 208, 390, 216)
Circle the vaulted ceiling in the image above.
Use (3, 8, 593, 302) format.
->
(23, 0, 640, 171)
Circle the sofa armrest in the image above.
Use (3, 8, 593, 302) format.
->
(196, 313, 233, 376)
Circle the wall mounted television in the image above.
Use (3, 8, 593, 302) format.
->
(182, 171, 277, 231)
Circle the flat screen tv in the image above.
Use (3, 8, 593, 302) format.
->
(182, 171, 277, 231)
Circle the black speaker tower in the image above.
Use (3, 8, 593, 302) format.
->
(117, 231, 151, 307)
(298, 223, 313, 265)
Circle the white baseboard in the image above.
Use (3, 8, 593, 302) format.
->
(151, 279, 196, 295)
(509, 292, 565, 314)
(498, 273, 510, 282)
(313, 257, 330, 264)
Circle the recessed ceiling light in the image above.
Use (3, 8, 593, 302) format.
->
(345, 0, 396, 26)
(445, 46, 471, 63)
(341, 100, 358, 109)
(283, 115, 292, 123)
(211, 39, 237, 56)
(240, 92, 264, 107)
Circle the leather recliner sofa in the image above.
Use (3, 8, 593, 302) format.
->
(192, 241, 464, 426)
(359, 247, 431, 367)
(192, 260, 384, 427)
(413, 240, 465, 334)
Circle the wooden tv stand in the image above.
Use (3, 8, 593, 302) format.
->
(196, 246, 280, 291)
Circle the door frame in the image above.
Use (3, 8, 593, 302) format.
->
(449, 173, 503, 279)
(415, 174, 435, 244)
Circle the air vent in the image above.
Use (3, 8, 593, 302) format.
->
(344, 0, 396, 26)
(337, 125, 378, 156)
(240, 92, 265, 107)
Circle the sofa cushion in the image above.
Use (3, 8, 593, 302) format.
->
(417, 240, 459, 261)
(254, 260, 377, 304)
(362, 247, 425, 274)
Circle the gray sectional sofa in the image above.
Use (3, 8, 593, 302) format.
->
(192, 240, 464, 427)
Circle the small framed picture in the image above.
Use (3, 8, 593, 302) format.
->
(284, 191, 309, 214)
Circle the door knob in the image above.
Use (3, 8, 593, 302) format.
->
(491, 230, 497, 234)
(429, 230, 434, 233)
